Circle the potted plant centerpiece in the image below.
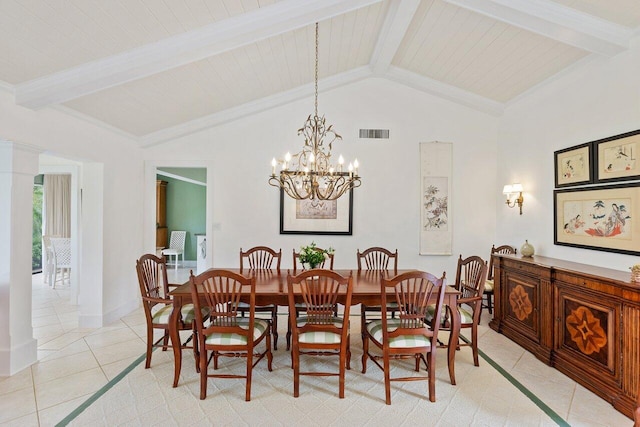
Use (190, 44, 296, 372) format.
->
(630, 264, 640, 282)
(298, 242, 334, 269)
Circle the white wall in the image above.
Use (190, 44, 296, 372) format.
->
(497, 37, 640, 272)
(0, 90, 144, 326)
(145, 78, 500, 277)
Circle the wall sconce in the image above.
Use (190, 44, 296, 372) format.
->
(503, 183, 524, 215)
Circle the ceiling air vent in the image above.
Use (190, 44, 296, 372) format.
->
(359, 129, 390, 139)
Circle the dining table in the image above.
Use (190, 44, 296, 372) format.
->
(168, 268, 461, 388)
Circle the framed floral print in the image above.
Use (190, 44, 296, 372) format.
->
(554, 142, 593, 188)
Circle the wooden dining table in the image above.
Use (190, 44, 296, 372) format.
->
(168, 268, 461, 388)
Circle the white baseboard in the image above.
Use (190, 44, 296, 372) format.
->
(0, 337, 37, 376)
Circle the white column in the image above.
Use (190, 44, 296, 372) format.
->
(0, 140, 41, 376)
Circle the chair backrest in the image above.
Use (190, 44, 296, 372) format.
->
(168, 231, 187, 250)
(381, 270, 446, 343)
(357, 247, 398, 271)
(487, 245, 516, 280)
(50, 237, 71, 268)
(190, 269, 256, 345)
(240, 246, 282, 270)
(292, 248, 335, 272)
(136, 254, 171, 317)
(287, 269, 352, 330)
(454, 255, 488, 322)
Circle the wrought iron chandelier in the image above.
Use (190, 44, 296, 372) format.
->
(269, 22, 361, 201)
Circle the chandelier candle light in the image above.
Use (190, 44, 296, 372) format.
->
(269, 22, 361, 201)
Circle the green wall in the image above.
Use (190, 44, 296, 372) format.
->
(157, 168, 206, 261)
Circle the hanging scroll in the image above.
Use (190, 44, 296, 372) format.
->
(420, 141, 452, 255)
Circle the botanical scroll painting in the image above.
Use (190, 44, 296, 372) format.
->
(420, 142, 452, 255)
(423, 177, 448, 231)
(562, 198, 631, 238)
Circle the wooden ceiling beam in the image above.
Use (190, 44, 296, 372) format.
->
(443, 0, 632, 56)
(15, 0, 383, 110)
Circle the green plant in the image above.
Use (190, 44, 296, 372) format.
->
(298, 242, 333, 268)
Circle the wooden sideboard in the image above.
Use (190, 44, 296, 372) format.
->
(489, 254, 640, 419)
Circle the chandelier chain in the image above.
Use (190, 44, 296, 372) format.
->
(314, 22, 318, 119)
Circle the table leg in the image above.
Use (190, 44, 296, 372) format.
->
(170, 296, 182, 388)
(446, 298, 460, 385)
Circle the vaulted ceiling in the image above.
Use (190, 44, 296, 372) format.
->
(1, 0, 638, 147)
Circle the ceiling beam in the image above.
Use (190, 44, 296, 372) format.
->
(14, 0, 383, 110)
(370, 0, 421, 74)
(140, 66, 373, 147)
(442, 0, 632, 56)
(384, 66, 504, 116)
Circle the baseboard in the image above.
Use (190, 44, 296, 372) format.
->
(0, 336, 37, 376)
(79, 297, 141, 328)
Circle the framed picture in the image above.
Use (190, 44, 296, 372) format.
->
(279, 188, 353, 235)
(594, 129, 640, 183)
(554, 142, 593, 187)
(554, 182, 640, 255)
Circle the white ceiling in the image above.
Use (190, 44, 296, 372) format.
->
(1, 0, 638, 146)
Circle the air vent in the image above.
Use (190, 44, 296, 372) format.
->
(359, 129, 390, 139)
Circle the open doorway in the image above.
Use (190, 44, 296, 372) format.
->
(156, 167, 206, 279)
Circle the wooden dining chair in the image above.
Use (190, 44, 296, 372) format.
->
(357, 247, 398, 348)
(287, 269, 353, 398)
(286, 247, 335, 350)
(430, 255, 487, 366)
(362, 270, 446, 404)
(190, 269, 273, 401)
(483, 245, 516, 315)
(239, 246, 281, 350)
(136, 253, 205, 370)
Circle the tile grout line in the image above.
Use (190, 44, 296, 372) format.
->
(460, 335, 571, 427)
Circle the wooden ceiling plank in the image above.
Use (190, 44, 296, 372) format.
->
(15, 0, 383, 109)
(442, 0, 632, 56)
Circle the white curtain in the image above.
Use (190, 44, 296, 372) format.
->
(44, 174, 71, 238)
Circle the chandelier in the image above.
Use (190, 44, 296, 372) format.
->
(269, 22, 361, 201)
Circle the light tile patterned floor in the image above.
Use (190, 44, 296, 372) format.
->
(0, 271, 632, 426)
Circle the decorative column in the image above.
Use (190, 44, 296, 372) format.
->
(0, 140, 40, 376)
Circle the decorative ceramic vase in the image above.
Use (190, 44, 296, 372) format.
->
(521, 240, 535, 257)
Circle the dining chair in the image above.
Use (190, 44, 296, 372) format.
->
(136, 253, 205, 370)
(362, 270, 446, 404)
(50, 237, 71, 287)
(287, 269, 353, 398)
(483, 245, 516, 315)
(286, 247, 335, 350)
(162, 230, 187, 271)
(42, 235, 56, 285)
(429, 255, 487, 366)
(357, 247, 398, 348)
(240, 246, 282, 350)
(189, 268, 273, 401)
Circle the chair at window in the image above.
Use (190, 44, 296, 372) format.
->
(42, 235, 56, 285)
(432, 255, 487, 367)
(161, 231, 187, 271)
(287, 269, 353, 398)
(357, 247, 398, 347)
(240, 246, 281, 350)
(483, 245, 516, 315)
(286, 247, 335, 350)
(362, 270, 446, 404)
(190, 268, 273, 400)
(50, 237, 71, 288)
(136, 253, 205, 370)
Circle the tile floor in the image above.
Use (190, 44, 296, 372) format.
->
(0, 270, 633, 426)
